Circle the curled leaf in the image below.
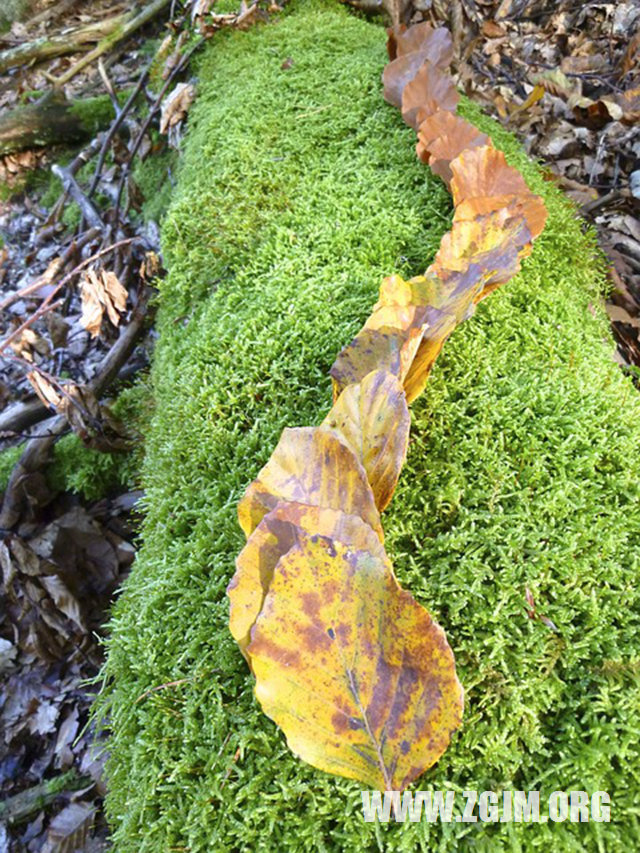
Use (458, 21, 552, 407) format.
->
(330, 325, 423, 400)
(453, 192, 547, 242)
(248, 533, 463, 791)
(387, 23, 453, 67)
(323, 369, 410, 512)
(417, 110, 491, 184)
(79, 269, 128, 338)
(382, 25, 454, 111)
(401, 62, 459, 130)
(450, 145, 529, 207)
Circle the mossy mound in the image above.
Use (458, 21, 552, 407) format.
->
(96, 1, 640, 850)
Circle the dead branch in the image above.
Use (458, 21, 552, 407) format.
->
(0, 16, 127, 73)
(47, 0, 172, 86)
(51, 164, 104, 230)
(0, 93, 112, 157)
(0, 290, 149, 529)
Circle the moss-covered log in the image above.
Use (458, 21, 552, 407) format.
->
(0, 15, 125, 73)
(0, 93, 123, 155)
(95, 1, 640, 850)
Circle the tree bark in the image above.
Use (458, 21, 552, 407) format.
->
(0, 94, 106, 156)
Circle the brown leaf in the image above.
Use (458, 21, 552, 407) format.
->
(79, 268, 127, 338)
(417, 110, 491, 185)
(450, 145, 530, 207)
(27, 371, 62, 410)
(160, 82, 196, 134)
(401, 61, 459, 129)
(382, 27, 454, 109)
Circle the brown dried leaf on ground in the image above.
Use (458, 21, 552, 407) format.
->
(79, 268, 128, 338)
(159, 81, 196, 145)
(382, 25, 454, 108)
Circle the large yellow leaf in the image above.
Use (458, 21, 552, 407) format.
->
(228, 501, 385, 655)
(323, 369, 410, 512)
(237, 426, 383, 541)
(248, 533, 464, 791)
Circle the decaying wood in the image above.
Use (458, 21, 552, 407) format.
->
(0, 772, 92, 826)
(0, 16, 126, 73)
(0, 94, 105, 156)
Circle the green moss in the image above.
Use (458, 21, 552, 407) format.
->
(68, 91, 133, 137)
(95, 2, 640, 851)
(133, 141, 178, 223)
(0, 445, 22, 492)
(47, 380, 152, 500)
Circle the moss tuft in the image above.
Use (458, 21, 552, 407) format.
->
(95, 2, 640, 850)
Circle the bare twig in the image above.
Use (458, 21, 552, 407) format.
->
(88, 62, 151, 199)
(113, 39, 203, 229)
(51, 165, 104, 230)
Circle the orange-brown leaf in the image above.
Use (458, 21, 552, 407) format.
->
(401, 62, 459, 130)
(450, 145, 529, 207)
(323, 369, 410, 512)
(417, 111, 491, 185)
(453, 192, 547, 241)
(429, 208, 532, 286)
(249, 533, 464, 791)
(389, 23, 453, 66)
(237, 427, 382, 541)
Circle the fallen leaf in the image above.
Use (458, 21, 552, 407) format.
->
(382, 27, 454, 109)
(237, 427, 383, 541)
(401, 61, 459, 129)
(449, 145, 530, 207)
(323, 369, 410, 512)
(160, 82, 196, 143)
(248, 533, 463, 790)
(79, 268, 127, 338)
(417, 110, 491, 184)
(229, 501, 385, 654)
